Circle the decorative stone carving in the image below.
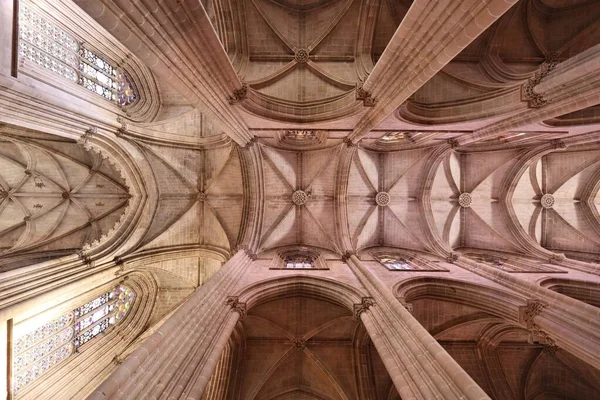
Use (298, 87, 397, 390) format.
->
(228, 83, 248, 105)
(551, 139, 567, 150)
(375, 192, 390, 207)
(343, 137, 356, 147)
(447, 138, 460, 149)
(353, 297, 374, 320)
(355, 82, 376, 107)
(520, 300, 546, 328)
(540, 194, 555, 209)
(292, 190, 308, 206)
(294, 49, 309, 64)
(292, 338, 306, 350)
(341, 252, 355, 262)
(521, 55, 560, 108)
(446, 253, 459, 264)
(76, 249, 94, 267)
(458, 193, 472, 208)
(78, 126, 97, 146)
(226, 296, 247, 320)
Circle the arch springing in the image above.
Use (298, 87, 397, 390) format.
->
(18, 1, 137, 106)
(12, 285, 135, 394)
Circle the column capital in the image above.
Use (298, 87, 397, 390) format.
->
(226, 296, 247, 320)
(519, 300, 546, 328)
(353, 297, 374, 320)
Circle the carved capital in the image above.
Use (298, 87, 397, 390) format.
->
(446, 253, 459, 264)
(355, 83, 376, 107)
(520, 300, 546, 328)
(228, 83, 248, 105)
(548, 253, 565, 264)
(244, 135, 258, 149)
(521, 58, 560, 108)
(226, 296, 247, 320)
(353, 297, 374, 320)
(244, 248, 257, 261)
(341, 251, 355, 262)
(551, 139, 567, 150)
(343, 137, 356, 147)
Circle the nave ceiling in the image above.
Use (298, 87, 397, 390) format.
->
(2, 0, 600, 399)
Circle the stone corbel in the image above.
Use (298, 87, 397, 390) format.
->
(226, 296, 247, 320)
(551, 140, 567, 150)
(356, 82, 376, 107)
(228, 83, 248, 105)
(353, 297, 374, 320)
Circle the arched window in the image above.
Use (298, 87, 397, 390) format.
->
(12, 285, 135, 393)
(18, 1, 137, 106)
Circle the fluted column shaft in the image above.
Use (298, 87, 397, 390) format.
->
(87, 250, 251, 400)
(346, 255, 490, 400)
(457, 257, 600, 369)
(349, 0, 518, 143)
(459, 43, 600, 145)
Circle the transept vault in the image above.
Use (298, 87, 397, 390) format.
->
(1, 0, 600, 399)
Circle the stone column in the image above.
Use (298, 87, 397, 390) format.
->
(345, 254, 490, 400)
(87, 250, 251, 400)
(458, 257, 600, 370)
(0, 0, 16, 77)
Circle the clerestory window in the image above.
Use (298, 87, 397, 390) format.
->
(12, 285, 135, 394)
(284, 255, 314, 269)
(18, 1, 136, 106)
(377, 255, 413, 270)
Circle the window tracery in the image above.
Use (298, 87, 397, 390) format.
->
(12, 285, 135, 393)
(377, 255, 413, 270)
(18, 2, 137, 106)
(284, 254, 313, 269)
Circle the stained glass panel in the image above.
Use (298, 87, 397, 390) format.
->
(379, 256, 412, 270)
(12, 285, 135, 393)
(18, 1, 137, 106)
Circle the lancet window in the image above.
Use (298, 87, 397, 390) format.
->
(18, 1, 137, 106)
(12, 285, 135, 394)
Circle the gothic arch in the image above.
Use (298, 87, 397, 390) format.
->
(238, 275, 367, 311)
(395, 276, 526, 322)
(539, 278, 600, 308)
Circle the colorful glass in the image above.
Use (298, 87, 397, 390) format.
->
(12, 285, 135, 393)
(18, 1, 137, 106)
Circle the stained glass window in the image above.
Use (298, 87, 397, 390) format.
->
(284, 130, 317, 141)
(12, 285, 135, 394)
(378, 255, 412, 270)
(18, 1, 137, 106)
(377, 131, 421, 145)
(284, 254, 313, 269)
